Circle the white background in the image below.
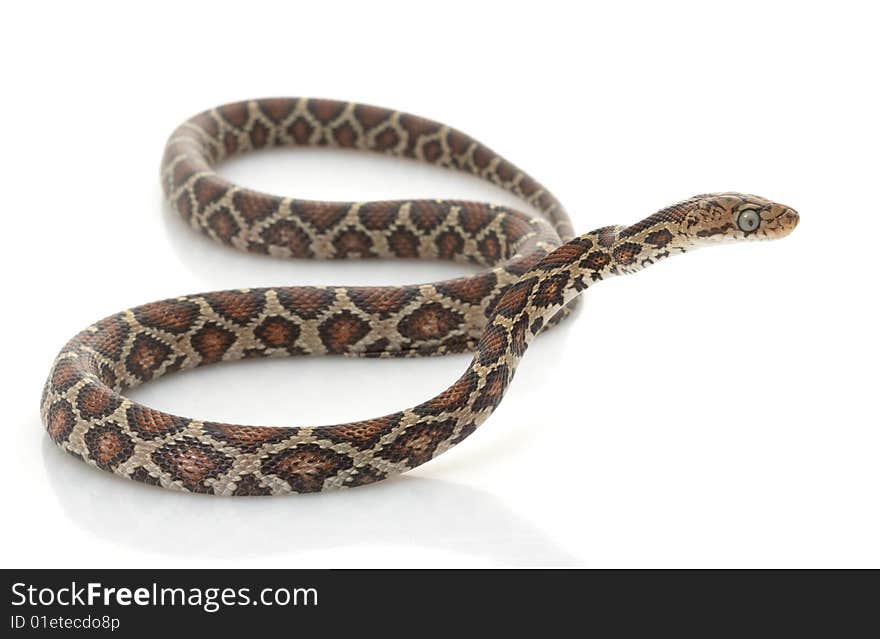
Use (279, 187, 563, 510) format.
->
(2, 1, 877, 568)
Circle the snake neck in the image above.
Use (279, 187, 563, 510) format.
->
(540, 215, 685, 291)
(488, 210, 692, 359)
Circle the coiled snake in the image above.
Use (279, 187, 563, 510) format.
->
(40, 98, 799, 495)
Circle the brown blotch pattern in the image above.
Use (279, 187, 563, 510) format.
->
(397, 303, 463, 342)
(232, 191, 278, 223)
(353, 104, 387, 129)
(332, 228, 375, 257)
(223, 131, 238, 155)
(75, 384, 121, 420)
(152, 438, 233, 492)
(260, 220, 313, 256)
(458, 203, 494, 235)
(532, 272, 570, 308)
(50, 359, 82, 393)
(262, 444, 353, 493)
(333, 121, 356, 147)
(510, 315, 530, 357)
(218, 102, 249, 128)
(276, 288, 335, 320)
(47, 400, 77, 444)
(258, 98, 295, 124)
(436, 273, 498, 305)
(135, 299, 200, 335)
(125, 334, 172, 381)
(320, 413, 402, 449)
(204, 423, 298, 451)
(318, 311, 371, 352)
(414, 374, 478, 415)
(307, 99, 346, 125)
(126, 404, 188, 440)
(192, 176, 227, 212)
(190, 322, 236, 363)
(84, 423, 134, 470)
(207, 208, 240, 244)
(297, 203, 348, 233)
(538, 237, 593, 270)
(583, 250, 611, 272)
(373, 128, 400, 151)
(493, 277, 535, 318)
(612, 242, 642, 266)
(435, 229, 465, 260)
(344, 465, 387, 488)
(478, 324, 509, 366)
(249, 121, 269, 148)
(379, 420, 456, 467)
(471, 365, 509, 412)
(410, 203, 448, 232)
(254, 317, 301, 352)
(358, 203, 397, 230)
(204, 290, 265, 326)
(387, 227, 420, 257)
(79, 317, 129, 361)
(645, 228, 674, 248)
(348, 288, 415, 318)
(477, 232, 503, 262)
(287, 118, 314, 144)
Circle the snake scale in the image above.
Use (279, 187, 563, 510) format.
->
(40, 98, 799, 495)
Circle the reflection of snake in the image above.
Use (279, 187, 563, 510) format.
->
(40, 98, 799, 495)
(42, 440, 577, 565)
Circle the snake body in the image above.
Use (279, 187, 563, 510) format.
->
(40, 98, 798, 495)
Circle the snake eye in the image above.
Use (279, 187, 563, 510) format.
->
(737, 209, 761, 233)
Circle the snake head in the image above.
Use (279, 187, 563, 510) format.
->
(679, 193, 799, 246)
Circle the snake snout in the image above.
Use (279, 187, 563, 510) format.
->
(772, 205, 799, 237)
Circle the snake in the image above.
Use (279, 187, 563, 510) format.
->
(40, 98, 799, 495)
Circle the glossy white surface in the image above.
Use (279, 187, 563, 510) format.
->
(2, 1, 878, 567)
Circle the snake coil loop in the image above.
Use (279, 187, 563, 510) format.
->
(41, 98, 798, 495)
